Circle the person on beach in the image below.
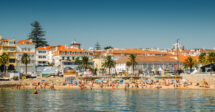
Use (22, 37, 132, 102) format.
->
(50, 83, 55, 90)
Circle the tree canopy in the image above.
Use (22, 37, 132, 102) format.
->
(127, 54, 136, 75)
(21, 53, 30, 75)
(95, 42, 101, 50)
(81, 56, 89, 70)
(104, 46, 113, 50)
(199, 53, 207, 65)
(102, 56, 115, 75)
(183, 56, 197, 73)
(28, 21, 48, 48)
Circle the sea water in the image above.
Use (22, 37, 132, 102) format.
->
(0, 89, 215, 112)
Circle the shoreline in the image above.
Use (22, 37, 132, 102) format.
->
(1, 75, 215, 90)
(1, 85, 214, 90)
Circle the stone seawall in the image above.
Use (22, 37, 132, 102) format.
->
(182, 74, 215, 85)
(0, 81, 21, 88)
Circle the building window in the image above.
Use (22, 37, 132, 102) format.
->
(67, 51, 70, 55)
(62, 57, 65, 60)
(8, 53, 14, 56)
(9, 42, 14, 46)
(9, 48, 15, 51)
(9, 59, 15, 63)
(38, 51, 46, 53)
(62, 51, 65, 55)
(72, 52, 75, 55)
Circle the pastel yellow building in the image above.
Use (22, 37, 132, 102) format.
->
(92, 55, 105, 75)
(0, 36, 16, 72)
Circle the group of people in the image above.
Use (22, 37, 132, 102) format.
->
(20, 77, 211, 91)
(61, 78, 210, 89)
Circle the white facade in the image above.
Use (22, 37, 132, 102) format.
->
(16, 41, 36, 74)
(36, 49, 49, 66)
(52, 54, 93, 68)
(115, 62, 177, 74)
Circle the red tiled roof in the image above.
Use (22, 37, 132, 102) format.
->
(17, 40, 34, 45)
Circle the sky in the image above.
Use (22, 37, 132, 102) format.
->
(0, 0, 215, 49)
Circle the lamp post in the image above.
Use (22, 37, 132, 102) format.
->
(176, 39, 180, 75)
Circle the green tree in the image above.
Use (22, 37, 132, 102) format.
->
(95, 42, 101, 50)
(75, 57, 81, 64)
(75, 57, 81, 69)
(21, 53, 30, 75)
(126, 61, 131, 75)
(81, 56, 89, 70)
(0, 53, 9, 75)
(102, 56, 115, 76)
(207, 52, 215, 74)
(183, 56, 197, 73)
(104, 46, 113, 50)
(28, 21, 48, 48)
(127, 54, 136, 75)
(199, 53, 207, 65)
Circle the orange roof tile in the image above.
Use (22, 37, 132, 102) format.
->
(17, 40, 34, 45)
(36, 47, 47, 50)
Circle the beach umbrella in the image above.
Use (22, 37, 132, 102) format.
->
(170, 80, 175, 82)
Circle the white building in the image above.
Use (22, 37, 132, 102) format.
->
(36, 46, 49, 66)
(16, 40, 36, 74)
(115, 56, 178, 75)
(36, 42, 94, 73)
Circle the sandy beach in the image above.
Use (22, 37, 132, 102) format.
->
(1, 74, 215, 90)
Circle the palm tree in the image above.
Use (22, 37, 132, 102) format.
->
(75, 57, 81, 64)
(21, 53, 30, 75)
(207, 52, 215, 74)
(75, 57, 81, 70)
(199, 53, 207, 65)
(183, 56, 197, 73)
(0, 52, 9, 75)
(81, 56, 89, 70)
(127, 54, 136, 75)
(102, 56, 115, 76)
(126, 61, 131, 75)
